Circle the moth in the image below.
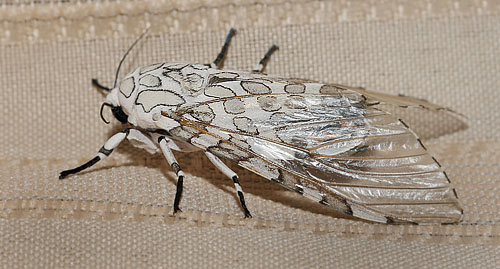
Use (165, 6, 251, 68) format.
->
(60, 29, 463, 224)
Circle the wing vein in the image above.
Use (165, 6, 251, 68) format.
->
(312, 153, 428, 160)
(307, 132, 409, 151)
(363, 201, 459, 206)
(325, 183, 450, 190)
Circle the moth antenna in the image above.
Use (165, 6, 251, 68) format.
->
(100, 103, 113, 124)
(92, 79, 112, 92)
(113, 27, 150, 88)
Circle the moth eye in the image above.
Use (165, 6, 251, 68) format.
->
(111, 106, 128, 123)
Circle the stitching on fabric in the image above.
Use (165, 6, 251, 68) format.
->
(1, 199, 498, 229)
(2, 206, 499, 244)
(3, 0, 323, 23)
(1, 0, 499, 23)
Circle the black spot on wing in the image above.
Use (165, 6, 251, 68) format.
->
(208, 72, 239, 85)
(240, 81, 271, 94)
(284, 84, 306, 94)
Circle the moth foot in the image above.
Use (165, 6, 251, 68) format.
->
(243, 209, 252, 218)
(173, 207, 182, 214)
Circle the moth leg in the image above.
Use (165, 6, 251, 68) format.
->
(59, 128, 130, 179)
(205, 152, 252, 218)
(158, 136, 184, 214)
(252, 45, 279, 73)
(91, 78, 112, 92)
(210, 28, 236, 69)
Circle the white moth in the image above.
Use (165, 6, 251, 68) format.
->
(60, 29, 463, 224)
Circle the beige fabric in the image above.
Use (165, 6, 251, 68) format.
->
(1, 219, 500, 268)
(1, 0, 500, 267)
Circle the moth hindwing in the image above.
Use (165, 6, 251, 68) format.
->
(60, 28, 462, 224)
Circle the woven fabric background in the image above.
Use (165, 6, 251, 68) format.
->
(1, 0, 500, 268)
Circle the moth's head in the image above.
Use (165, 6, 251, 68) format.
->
(99, 86, 129, 124)
(95, 28, 149, 125)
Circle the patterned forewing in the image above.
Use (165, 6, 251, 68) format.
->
(176, 72, 462, 224)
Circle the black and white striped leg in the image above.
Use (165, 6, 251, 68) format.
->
(158, 136, 185, 214)
(209, 28, 236, 69)
(205, 152, 252, 218)
(59, 128, 130, 179)
(252, 45, 279, 73)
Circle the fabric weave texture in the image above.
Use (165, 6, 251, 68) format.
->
(1, 0, 499, 268)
